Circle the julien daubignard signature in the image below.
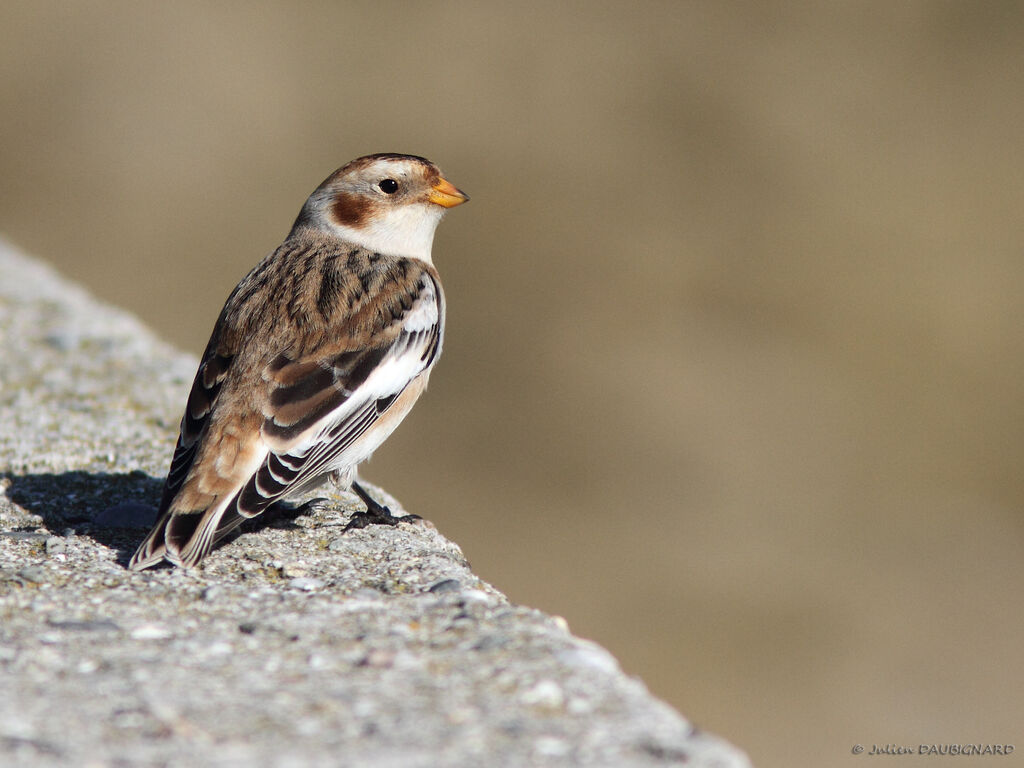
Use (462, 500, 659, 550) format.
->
(852, 743, 1014, 756)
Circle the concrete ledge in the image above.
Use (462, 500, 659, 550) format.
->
(0, 240, 751, 767)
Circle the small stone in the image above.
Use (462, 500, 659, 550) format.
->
(557, 642, 621, 675)
(111, 709, 147, 730)
(550, 615, 570, 632)
(460, 589, 491, 604)
(358, 649, 396, 668)
(288, 577, 325, 591)
(327, 537, 347, 552)
(44, 330, 78, 351)
(568, 697, 593, 715)
(307, 653, 329, 670)
(45, 536, 66, 555)
(534, 736, 571, 757)
(427, 578, 461, 594)
(520, 679, 565, 710)
(130, 624, 172, 640)
(200, 585, 224, 602)
(280, 563, 308, 578)
(17, 566, 48, 584)
(471, 634, 510, 652)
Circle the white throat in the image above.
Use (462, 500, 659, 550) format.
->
(330, 204, 444, 263)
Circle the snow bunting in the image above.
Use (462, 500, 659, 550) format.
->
(129, 153, 468, 570)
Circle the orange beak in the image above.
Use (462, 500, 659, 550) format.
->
(428, 176, 470, 208)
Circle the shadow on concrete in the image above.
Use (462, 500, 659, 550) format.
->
(3, 470, 315, 568)
(4, 470, 162, 566)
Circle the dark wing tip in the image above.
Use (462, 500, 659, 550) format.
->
(128, 532, 167, 571)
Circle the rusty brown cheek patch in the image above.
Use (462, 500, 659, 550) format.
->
(330, 192, 372, 227)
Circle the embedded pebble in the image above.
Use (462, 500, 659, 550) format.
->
(17, 566, 48, 584)
(427, 578, 461, 594)
(557, 642, 621, 675)
(520, 679, 565, 709)
(534, 736, 571, 757)
(200, 585, 224, 601)
(280, 563, 309, 578)
(130, 624, 172, 640)
(460, 589, 492, 604)
(288, 577, 325, 591)
(45, 536, 66, 555)
(359, 648, 396, 668)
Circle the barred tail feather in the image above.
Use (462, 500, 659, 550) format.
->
(163, 496, 244, 569)
(127, 526, 170, 571)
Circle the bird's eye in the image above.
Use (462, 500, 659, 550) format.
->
(378, 179, 399, 194)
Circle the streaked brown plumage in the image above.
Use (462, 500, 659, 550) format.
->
(130, 154, 467, 570)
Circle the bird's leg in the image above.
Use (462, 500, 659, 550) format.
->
(344, 481, 421, 531)
(268, 470, 352, 519)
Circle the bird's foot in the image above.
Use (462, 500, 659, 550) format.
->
(345, 481, 421, 532)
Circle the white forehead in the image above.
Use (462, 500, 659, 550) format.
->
(355, 157, 430, 181)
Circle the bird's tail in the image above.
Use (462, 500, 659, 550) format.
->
(128, 494, 245, 570)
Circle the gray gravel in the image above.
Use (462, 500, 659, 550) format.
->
(0, 240, 751, 767)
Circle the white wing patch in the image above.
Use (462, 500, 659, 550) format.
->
(238, 271, 443, 515)
(401, 276, 439, 332)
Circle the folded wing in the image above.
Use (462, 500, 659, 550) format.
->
(129, 246, 442, 570)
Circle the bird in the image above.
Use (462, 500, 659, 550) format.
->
(128, 153, 468, 570)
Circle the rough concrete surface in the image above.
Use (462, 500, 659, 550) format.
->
(0, 240, 751, 768)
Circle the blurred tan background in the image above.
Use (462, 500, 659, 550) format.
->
(3, 2, 1024, 765)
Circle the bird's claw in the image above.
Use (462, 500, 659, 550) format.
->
(343, 507, 421, 532)
(345, 480, 421, 532)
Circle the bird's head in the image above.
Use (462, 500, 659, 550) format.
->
(292, 153, 469, 262)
